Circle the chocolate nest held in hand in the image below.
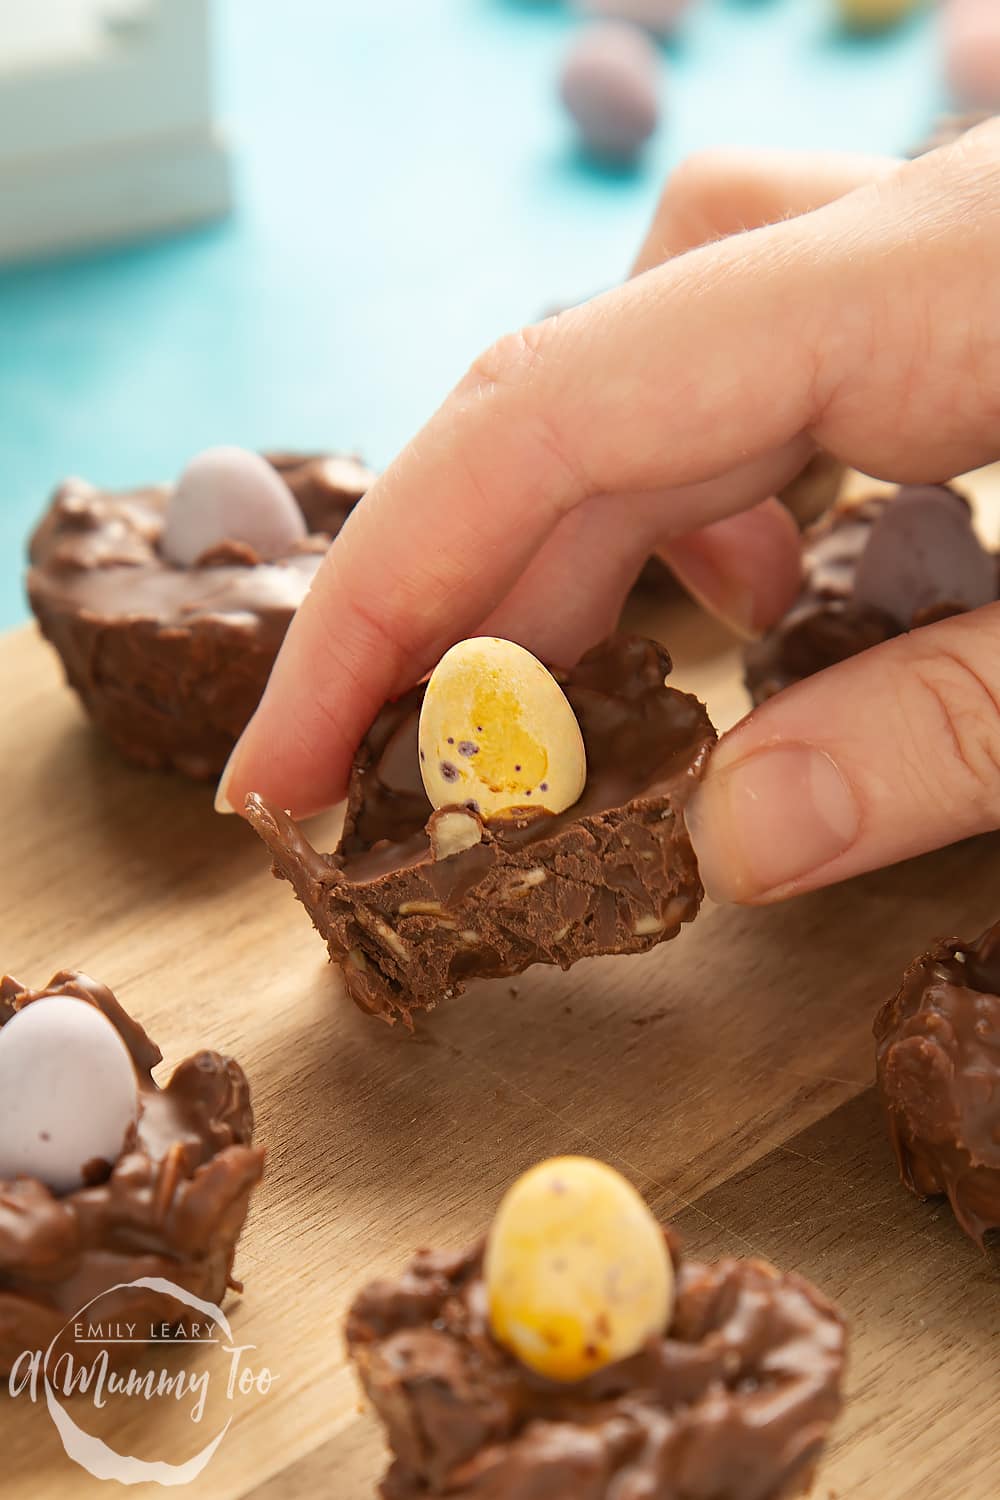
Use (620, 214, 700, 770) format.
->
(27, 451, 373, 779)
(347, 1237, 847, 1500)
(875, 918, 1000, 1248)
(0, 971, 264, 1375)
(246, 636, 717, 1026)
(744, 485, 998, 704)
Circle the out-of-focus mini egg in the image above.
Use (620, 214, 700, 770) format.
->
(945, 0, 1000, 109)
(162, 446, 308, 567)
(572, 0, 691, 38)
(853, 487, 997, 625)
(0, 998, 139, 1195)
(835, 0, 921, 30)
(418, 637, 586, 820)
(559, 23, 662, 162)
(484, 1156, 674, 1381)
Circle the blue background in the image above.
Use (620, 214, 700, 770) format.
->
(0, 0, 945, 628)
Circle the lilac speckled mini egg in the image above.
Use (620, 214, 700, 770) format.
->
(559, 23, 662, 161)
(945, 0, 1000, 110)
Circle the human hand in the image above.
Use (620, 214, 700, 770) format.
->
(218, 122, 1000, 906)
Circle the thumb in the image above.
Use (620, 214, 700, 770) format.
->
(686, 603, 1000, 904)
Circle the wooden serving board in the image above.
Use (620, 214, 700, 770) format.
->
(2, 472, 999, 1499)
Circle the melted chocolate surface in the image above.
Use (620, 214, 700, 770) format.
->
(340, 635, 716, 866)
(247, 637, 717, 1025)
(875, 918, 1000, 1246)
(27, 451, 374, 778)
(347, 1237, 847, 1500)
(745, 487, 998, 703)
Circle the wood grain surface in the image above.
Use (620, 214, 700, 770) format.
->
(1, 471, 998, 1499)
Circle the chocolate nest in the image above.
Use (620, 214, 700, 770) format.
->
(744, 488, 998, 704)
(0, 971, 264, 1376)
(347, 1236, 847, 1500)
(27, 451, 373, 779)
(246, 635, 717, 1026)
(875, 918, 1000, 1248)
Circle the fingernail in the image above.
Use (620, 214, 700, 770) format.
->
(692, 576, 759, 639)
(214, 740, 242, 815)
(665, 544, 758, 637)
(686, 744, 861, 903)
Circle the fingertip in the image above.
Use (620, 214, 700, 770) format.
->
(663, 496, 803, 639)
(215, 709, 348, 824)
(684, 787, 738, 905)
(687, 740, 861, 906)
(214, 739, 242, 816)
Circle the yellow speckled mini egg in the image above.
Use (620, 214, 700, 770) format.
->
(418, 638, 586, 819)
(836, 0, 920, 32)
(484, 1156, 674, 1382)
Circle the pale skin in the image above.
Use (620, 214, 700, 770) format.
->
(218, 119, 1000, 906)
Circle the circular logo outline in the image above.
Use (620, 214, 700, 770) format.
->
(42, 1276, 234, 1487)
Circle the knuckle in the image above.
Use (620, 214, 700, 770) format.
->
(665, 149, 738, 207)
(659, 150, 761, 235)
(910, 117, 1000, 214)
(462, 321, 556, 401)
(458, 320, 588, 507)
(658, 149, 741, 239)
(649, 148, 791, 265)
(903, 634, 1000, 818)
(945, 115, 1000, 174)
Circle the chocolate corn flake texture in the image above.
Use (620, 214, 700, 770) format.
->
(875, 918, 1000, 1248)
(347, 1236, 847, 1500)
(27, 451, 373, 779)
(247, 636, 716, 1026)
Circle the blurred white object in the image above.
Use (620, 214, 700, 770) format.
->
(0, 0, 231, 264)
(163, 447, 308, 566)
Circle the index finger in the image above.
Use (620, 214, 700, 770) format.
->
(217, 224, 820, 818)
